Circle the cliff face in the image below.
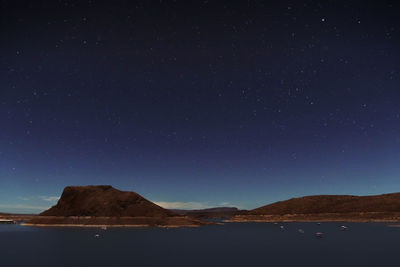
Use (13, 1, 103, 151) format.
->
(40, 185, 175, 217)
(249, 193, 400, 215)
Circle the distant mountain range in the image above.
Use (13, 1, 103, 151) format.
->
(3, 189, 400, 225)
(171, 207, 246, 218)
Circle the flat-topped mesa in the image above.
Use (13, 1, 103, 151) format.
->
(249, 193, 400, 215)
(40, 185, 175, 217)
(24, 185, 213, 227)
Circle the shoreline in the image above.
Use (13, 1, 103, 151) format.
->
(225, 218, 400, 223)
(21, 215, 212, 228)
(21, 223, 201, 228)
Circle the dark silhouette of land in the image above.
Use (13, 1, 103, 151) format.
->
(229, 193, 400, 222)
(4, 190, 400, 226)
(23, 185, 211, 227)
(41, 185, 173, 217)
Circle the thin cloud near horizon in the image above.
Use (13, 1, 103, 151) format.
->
(40, 196, 60, 202)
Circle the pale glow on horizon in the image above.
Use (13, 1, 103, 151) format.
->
(0, 204, 49, 212)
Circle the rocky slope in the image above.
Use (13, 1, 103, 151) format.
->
(229, 193, 400, 222)
(249, 193, 400, 215)
(40, 185, 174, 217)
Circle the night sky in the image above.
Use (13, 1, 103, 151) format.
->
(1, 1, 400, 213)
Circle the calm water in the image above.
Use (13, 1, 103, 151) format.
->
(1, 222, 399, 266)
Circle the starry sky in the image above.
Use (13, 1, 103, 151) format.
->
(1, 0, 400, 213)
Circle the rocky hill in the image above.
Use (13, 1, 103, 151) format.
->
(24, 185, 211, 227)
(228, 193, 400, 222)
(249, 193, 400, 215)
(40, 185, 174, 217)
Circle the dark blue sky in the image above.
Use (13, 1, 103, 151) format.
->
(1, 0, 400, 213)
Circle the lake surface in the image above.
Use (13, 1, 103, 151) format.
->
(1, 222, 399, 266)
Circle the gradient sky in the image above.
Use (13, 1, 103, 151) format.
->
(1, 0, 400, 213)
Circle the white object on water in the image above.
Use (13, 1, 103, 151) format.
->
(298, 229, 304, 233)
(340, 225, 348, 231)
(280, 225, 284, 230)
(315, 232, 323, 238)
(95, 234, 100, 238)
